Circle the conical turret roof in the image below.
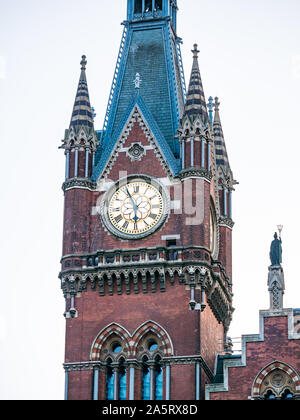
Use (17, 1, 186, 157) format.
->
(213, 97, 230, 170)
(70, 55, 94, 130)
(183, 44, 208, 123)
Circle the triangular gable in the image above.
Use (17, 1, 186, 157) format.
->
(91, 94, 180, 182)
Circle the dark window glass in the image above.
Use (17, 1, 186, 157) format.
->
(145, 0, 152, 12)
(106, 364, 114, 400)
(134, 0, 142, 13)
(155, 0, 162, 10)
(142, 363, 151, 400)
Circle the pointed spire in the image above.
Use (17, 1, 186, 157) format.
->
(183, 44, 208, 122)
(213, 97, 230, 170)
(70, 55, 95, 130)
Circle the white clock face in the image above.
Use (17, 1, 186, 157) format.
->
(104, 180, 166, 239)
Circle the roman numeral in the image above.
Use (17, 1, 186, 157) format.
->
(152, 204, 160, 209)
(134, 186, 140, 193)
(149, 213, 157, 220)
(122, 221, 129, 230)
(114, 215, 123, 223)
(114, 207, 121, 212)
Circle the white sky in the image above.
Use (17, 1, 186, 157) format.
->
(0, 0, 300, 400)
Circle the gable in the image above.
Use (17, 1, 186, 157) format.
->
(91, 95, 180, 183)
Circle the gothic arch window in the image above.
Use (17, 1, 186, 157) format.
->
(91, 321, 173, 400)
(252, 362, 300, 400)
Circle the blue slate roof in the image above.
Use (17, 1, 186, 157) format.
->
(92, 15, 185, 182)
(91, 93, 181, 182)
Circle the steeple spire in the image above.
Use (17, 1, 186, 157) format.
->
(183, 44, 208, 122)
(70, 55, 95, 130)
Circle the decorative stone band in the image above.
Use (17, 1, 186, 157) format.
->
(90, 321, 173, 361)
(63, 355, 214, 381)
(218, 216, 234, 229)
(62, 178, 97, 193)
(178, 167, 212, 182)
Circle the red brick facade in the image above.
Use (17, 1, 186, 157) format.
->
(206, 309, 300, 400)
(60, 104, 234, 400)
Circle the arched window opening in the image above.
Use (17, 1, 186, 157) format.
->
(145, 0, 153, 12)
(142, 357, 151, 400)
(254, 366, 298, 400)
(154, 356, 163, 400)
(134, 0, 142, 14)
(155, 0, 162, 11)
(106, 359, 114, 401)
(118, 359, 127, 401)
(264, 390, 276, 400)
(112, 342, 122, 354)
(148, 340, 158, 352)
(281, 389, 294, 400)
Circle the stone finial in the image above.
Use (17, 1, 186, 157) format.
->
(214, 97, 220, 112)
(192, 44, 200, 59)
(81, 55, 87, 70)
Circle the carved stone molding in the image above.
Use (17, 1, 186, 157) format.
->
(178, 167, 212, 182)
(62, 178, 97, 193)
(219, 216, 235, 229)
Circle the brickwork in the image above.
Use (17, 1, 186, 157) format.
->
(60, 3, 235, 401)
(207, 312, 300, 400)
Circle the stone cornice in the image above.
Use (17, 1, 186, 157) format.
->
(59, 257, 233, 328)
(63, 355, 214, 380)
(219, 216, 235, 229)
(62, 178, 97, 193)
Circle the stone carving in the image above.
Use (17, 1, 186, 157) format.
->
(127, 143, 145, 161)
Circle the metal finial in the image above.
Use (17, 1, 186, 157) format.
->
(277, 225, 283, 239)
(81, 55, 87, 70)
(207, 96, 214, 112)
(192, 44, 200, 59)
(207, 97, 214, 123)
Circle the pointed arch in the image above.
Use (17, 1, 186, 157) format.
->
(132, 320, 173, 358)
(90, 323, 131, 361)
(252, 361, 300, 399)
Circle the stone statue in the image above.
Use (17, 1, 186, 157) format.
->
(270, 232, 282, 266)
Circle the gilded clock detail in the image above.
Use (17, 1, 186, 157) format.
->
(106, 181, 165, 238)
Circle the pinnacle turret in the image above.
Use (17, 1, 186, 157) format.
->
(183, 44, 208, 123)
(213, 97, 230, 170)
(69, 55, 95, 130)
(60, 56, 97, 181)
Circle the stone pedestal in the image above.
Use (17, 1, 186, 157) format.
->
(268, 265, 285, 311)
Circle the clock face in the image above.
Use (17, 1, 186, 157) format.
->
(104, 180, 166, 239)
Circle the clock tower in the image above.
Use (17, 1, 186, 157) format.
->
(60, 0, 236, 401)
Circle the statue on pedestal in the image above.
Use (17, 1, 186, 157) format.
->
(270, 232, 282, 266)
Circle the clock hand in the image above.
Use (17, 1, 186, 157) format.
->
(126, 187, 139, 223)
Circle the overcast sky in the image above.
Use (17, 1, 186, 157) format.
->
(1, 0, 300, 400)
